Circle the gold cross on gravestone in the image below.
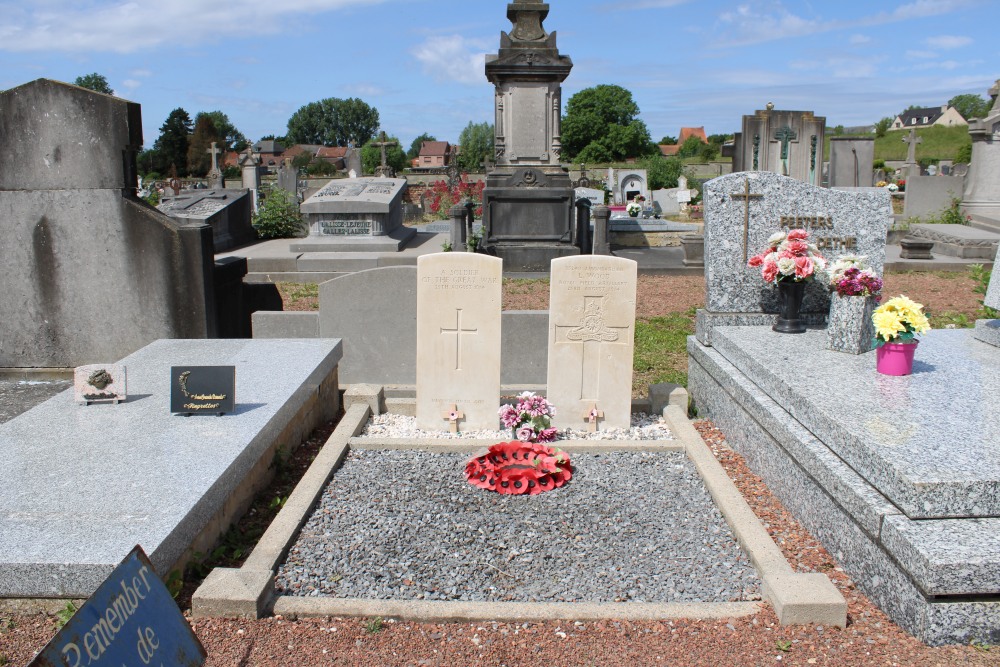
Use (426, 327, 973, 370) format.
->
(441, 404, 464, 433)
(731, 178, 764, 263)
(583, 403, 604, 433)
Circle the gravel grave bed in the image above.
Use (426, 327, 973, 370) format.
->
(357, 412, 675, 441)
(275, 449, 759, 604)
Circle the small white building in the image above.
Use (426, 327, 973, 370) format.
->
(890, 105, 967, 130)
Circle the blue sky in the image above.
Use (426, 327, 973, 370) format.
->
(0, 0, 993, 150)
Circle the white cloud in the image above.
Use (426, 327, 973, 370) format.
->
(129, 68, 152, 78)
(120, 78, 141, 90)
(925, 35, 973, 49)
(345, 83, 386, 97)
(906, 50, 938, 59)
(849, 34, 871, 45)
(411, 35, 488, 86)
(0, 0, 390, 53)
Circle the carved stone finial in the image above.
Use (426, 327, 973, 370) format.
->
(507, 0, 549, 43)
(766, 102, 775, 111)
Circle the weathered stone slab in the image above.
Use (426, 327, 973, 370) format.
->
(158, 188, 255, 252)
(698, 171, 890, 344)
(0, 338, 342, 597)
(415, 254, 502, 431)
(298, 178, 414, 251)
(546, 256, 637, 430)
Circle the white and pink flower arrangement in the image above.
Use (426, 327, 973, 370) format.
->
(747, 229, 827, 284)
(498, 391, 558, 443)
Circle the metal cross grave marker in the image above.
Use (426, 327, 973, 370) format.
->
(774, 126, 797, 176)
(731, 178, 764, 263)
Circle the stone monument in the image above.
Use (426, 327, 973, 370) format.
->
(415, 253, 503, 431)
(239, 146, 261, 211)
(546, 256, 637, 430)
(828, 137, 874, 188)
(973, 257, 1000, 347)
(158, 188, 255, 251)
(206, 141, 225, 189)
(293, 177, 416, 252)
(481, 0, 580, 271)
(732, 104, 825, 185)
(696, 171, 890, 345)
(901, 128, 922, 182)
(962, 79, 1000, 228)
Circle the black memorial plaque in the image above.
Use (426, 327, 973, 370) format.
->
(170, 366, 236, 415)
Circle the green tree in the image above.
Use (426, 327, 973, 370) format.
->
(659, 136, 677, 145)
(187, 114, 221, 177)
(153, 108, 193, 177)
(561, 84, 654, 161)
(955, 141, 973, 164)
(642, 155, 686, 191)
(252, 188, 305, 239)
(698, 142, 720, 161)
(457, 121, 494, 172)
(199, 111, 249, 151)
(74, 73, 113, 95)
(948, 93, 991, 121)
(408, 133, 437, 160)
(361, 135, 407, 175)
(874, 116, 894, 138)
(285, 97, 380, 147)
(707, 133, 733, 145)
(677, 135, 705, 159)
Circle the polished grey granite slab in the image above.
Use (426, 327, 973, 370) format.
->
(0, 338, 342, 597)
(710, 327, 1000, 519)
(975, 319, 1000, 348)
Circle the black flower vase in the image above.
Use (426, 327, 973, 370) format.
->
(773, 280, 807, 334)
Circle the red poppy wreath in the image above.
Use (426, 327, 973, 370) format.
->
(465, 441, 573, 495)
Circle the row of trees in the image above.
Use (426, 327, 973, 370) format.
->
(139, 109, 249, 178)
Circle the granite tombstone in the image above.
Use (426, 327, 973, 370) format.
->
(294, 177, 416, 252)
(696, 171, 890, 345)
(415, 253, 503, 431)
(158, 189, 255, 251)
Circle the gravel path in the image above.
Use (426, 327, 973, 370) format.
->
(276, 449, 758, 604)
(358, 412, 675, 441)
(0, 379, 71, 425)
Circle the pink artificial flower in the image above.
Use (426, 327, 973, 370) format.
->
(762, 261, 779, 283)
(778, 250, 795, 260)
(536, 428, 558, 443)
(748, 253, 764, 268)
(786, 229, 809, 241)
(785, 240, 808, 256)
(794, 256, 814, 279)
(516, 426, 535, 442)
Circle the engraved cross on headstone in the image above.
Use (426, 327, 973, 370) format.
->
(731, 178, 764, 263)
(902, 129, 923, 179)
(554, 296, 630, 401)
(373, 131, 398, 178)
(774, 126, 797, 176)
(441, 309, 478, 371)
(582, 403, 604, 432)
(207, 142, 222, 174)
(441, 404, 465, 433)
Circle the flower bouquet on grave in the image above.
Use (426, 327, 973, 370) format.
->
(826, 256, 883, 354)
(872, 296, 931, 375)
(465, 441, 572, 495)
(625, 198, 643, 217)
(498, 391, 558, 443)
(747, 229, 828, 333)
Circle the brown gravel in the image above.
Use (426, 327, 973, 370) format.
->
(3, 270, 991, 666)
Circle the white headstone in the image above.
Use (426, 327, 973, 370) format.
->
(575, 187, 604, 208)
(546, 256, 637, 430)
(415, 253, 503, 431)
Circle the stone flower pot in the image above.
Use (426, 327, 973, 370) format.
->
(827, 293, 877, 354)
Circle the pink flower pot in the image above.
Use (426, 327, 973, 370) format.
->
(876, 340, 919, 376)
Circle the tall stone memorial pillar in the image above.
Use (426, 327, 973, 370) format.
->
(962, 79, 1000, 226)
(482, 0, 579, 271)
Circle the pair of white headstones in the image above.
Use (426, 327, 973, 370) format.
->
(414, 253, 638, 434)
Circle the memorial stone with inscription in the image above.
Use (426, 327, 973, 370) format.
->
(546, 256, 637, 430)
(696, 171, 890, 345)
(294, 177, 415, 251)
(415, 253, 503, 431)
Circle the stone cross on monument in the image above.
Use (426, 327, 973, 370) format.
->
(774, 126, 797, 177)
(902, 129, 923, 179)
(206, 142, 224, 188)
(373, 131, 398, 178)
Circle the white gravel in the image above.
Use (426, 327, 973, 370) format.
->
(359, 412, 675, 441)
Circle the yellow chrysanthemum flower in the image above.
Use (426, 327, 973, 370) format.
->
(873, 310, 905, 340)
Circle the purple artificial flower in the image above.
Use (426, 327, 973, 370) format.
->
(536, 427, 559, 443)
(516, 426, 535, 442)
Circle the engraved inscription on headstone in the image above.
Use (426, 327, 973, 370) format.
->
(547, 256, 637, 430)
(320, 220, 373, 236)
(415, 254, 502, 431)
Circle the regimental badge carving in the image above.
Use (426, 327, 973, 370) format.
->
(88, 369, 113, 390)
(566, 299, 621, 342)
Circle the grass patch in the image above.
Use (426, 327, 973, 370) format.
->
(823, 126, 970, 162)
(633, 309, 697, 394)
(503, 277, 549, 293)
(276, 282, 320, 311)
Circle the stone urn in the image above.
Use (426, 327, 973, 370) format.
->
(827, 293, 877, 354)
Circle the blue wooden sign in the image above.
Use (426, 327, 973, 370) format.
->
(29, 546, 206, 667)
